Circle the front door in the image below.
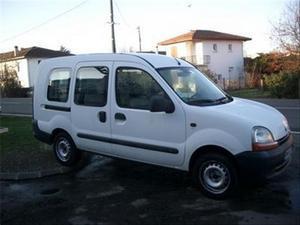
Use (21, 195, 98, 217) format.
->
(71, 61, 113, 155)
(110, 62, 186, 166)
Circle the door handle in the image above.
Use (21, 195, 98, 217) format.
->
(98, 111, 106, 123)
(115, 113, 126, 121)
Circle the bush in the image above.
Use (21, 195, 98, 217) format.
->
(264, 71, 300, 98)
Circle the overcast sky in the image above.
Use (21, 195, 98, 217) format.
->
(0, 0, 288, 57)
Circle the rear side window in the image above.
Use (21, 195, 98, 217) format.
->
(116, 67, 167, 110)
(47, 69, 71, 102)
(74, 66, 109, 107)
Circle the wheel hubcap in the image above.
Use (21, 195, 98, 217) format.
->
(200, 161, 231, 194)
(56, 138, 71, 162)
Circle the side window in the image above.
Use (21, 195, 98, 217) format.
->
(74, 66, 109, 107)
(116, 67, 167, 110)
(47, 69, 71, 102)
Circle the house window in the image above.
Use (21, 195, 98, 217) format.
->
(47, 69, 71, 102)
(204, 55, 211, 65)
(74, 66, 109, 107)
(228, 44, 232, 52)
(213, 44, 217, 52)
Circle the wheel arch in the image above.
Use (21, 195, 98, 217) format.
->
(51, 128, 73, 142)
(188, 145, 238, 172)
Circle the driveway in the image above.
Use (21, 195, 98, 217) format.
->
(1, 135, 299, 225)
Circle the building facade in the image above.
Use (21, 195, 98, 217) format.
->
(0, 46, 71, 88)
(158, 30, 251, 89)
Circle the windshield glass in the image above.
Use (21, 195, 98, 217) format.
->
(157, 67, 231, 106)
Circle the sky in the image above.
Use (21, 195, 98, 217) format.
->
(0, 0, 288, 57)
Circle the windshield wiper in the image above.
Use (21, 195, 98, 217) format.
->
(214, 97, 228, 103)
(188, 96, 230, 106)
(188, 99, 216, 103)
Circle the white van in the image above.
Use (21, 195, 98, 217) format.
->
(33, 53, 293, 198)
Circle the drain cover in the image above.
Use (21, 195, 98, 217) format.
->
(40, 188, 60, 195)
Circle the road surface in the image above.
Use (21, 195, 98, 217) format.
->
(1, 97, 299, 131)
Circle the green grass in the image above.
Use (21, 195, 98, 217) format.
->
(0, 116, 42, 152)
(227, 88, 271, 99)
(0, 116, 56, 172)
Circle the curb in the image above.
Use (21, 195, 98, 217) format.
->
(0, 113, 32, 117)
(0, 154, 91, 181)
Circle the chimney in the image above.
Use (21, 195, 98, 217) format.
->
(14, 46, 18, 57)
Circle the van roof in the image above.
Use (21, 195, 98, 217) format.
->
(40, 53, 192, 69)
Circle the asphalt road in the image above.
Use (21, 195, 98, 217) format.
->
(1, 98, 299, 131)
(0, 137, 299, 225)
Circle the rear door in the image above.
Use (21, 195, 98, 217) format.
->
(71, 61, 113, 155)
(110, 62, 186, 166)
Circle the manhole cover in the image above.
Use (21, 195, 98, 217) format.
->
(40, 188, 60, 195)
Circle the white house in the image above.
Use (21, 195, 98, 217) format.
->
(0, 46, 71, 88)
(158, 30, 251, 89)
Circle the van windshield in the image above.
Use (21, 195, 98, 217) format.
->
(157, 67, 232, 106)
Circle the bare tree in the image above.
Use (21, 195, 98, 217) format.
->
(272, 0, 300, 54)
(59, 45, 71, 54)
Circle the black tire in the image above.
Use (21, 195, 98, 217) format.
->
(53, 132, 81, 167)
(192, 153, 238, 199)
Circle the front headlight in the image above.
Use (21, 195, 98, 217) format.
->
(252, 126, 278, 151)
(283, 117, 290, 132)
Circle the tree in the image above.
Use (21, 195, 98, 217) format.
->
(59, 45, 71, 54)
(0, 64, 24, 97)
(272, 0, 300, 54)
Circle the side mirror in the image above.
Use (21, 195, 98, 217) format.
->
(150, 96, 175, 114)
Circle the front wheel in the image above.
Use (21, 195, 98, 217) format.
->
(53, 132, 81, 167)
(192, 153, 238, 199)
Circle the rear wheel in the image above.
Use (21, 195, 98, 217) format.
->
(192, 153, 238, 199)
(53, 132, 81, 167)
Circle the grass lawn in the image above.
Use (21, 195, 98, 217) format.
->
(227, 88, 271, 99)
(0, 116, 42, 152)
(0, 116, 61, 173)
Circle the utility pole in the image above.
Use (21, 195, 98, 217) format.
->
(110, 0, 116, 53)
(137, 26, 142, 52)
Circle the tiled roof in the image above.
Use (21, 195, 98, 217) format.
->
(158, 30, 251, 45)
(0, 46, 72, 62)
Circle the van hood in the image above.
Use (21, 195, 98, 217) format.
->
(211, 97, 289, 140)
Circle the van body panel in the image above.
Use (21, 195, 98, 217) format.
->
(110, 61, 186, 166)
(70, 61, 113, 155)
(33, 53, 292, 178)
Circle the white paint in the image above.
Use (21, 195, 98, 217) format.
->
(202, 40, 244, 81)
(34, 53, 291, 173)
(27, 58, 47, 87)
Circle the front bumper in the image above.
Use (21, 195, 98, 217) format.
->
(235, 134, 293, 179)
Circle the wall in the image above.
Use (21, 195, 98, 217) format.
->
(162, 40, 245, 88)
(27, 58, 46, 87)
(0, 57, 47, 88)
(201, 40, 245, 88)
(164, 42, 196, 63)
